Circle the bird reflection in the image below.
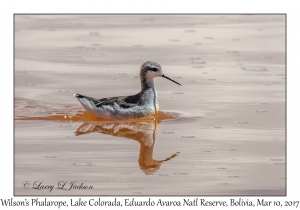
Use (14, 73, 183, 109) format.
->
(75, 119, 179, 175)
(15, 100, 179, 175)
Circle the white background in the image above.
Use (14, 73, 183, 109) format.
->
(2, 0, 298, 209)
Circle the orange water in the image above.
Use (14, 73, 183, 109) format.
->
(15, 15, 285, 195)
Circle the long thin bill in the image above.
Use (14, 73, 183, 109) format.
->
(162, 74, 181, 86)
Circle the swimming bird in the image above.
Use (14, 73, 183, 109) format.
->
(74, 61, 181, 120)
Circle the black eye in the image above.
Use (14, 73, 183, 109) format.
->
(151, 68, 158, 72)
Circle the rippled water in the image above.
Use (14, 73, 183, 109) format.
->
(15, 15, 285, 195)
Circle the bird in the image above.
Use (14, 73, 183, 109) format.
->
(74, 61, 181, 120)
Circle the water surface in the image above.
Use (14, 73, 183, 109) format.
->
(15, 15, 285, 195)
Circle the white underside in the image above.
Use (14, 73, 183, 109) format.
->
(77, 93, 158, 120)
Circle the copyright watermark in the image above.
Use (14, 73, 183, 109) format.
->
(21, 181, 93, 192)
(22, 181, 31, 189)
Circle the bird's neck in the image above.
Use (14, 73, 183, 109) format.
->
(141, 76, 155, 92)
(140, 77, 159, 111)
(140, 70, 155, 90)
